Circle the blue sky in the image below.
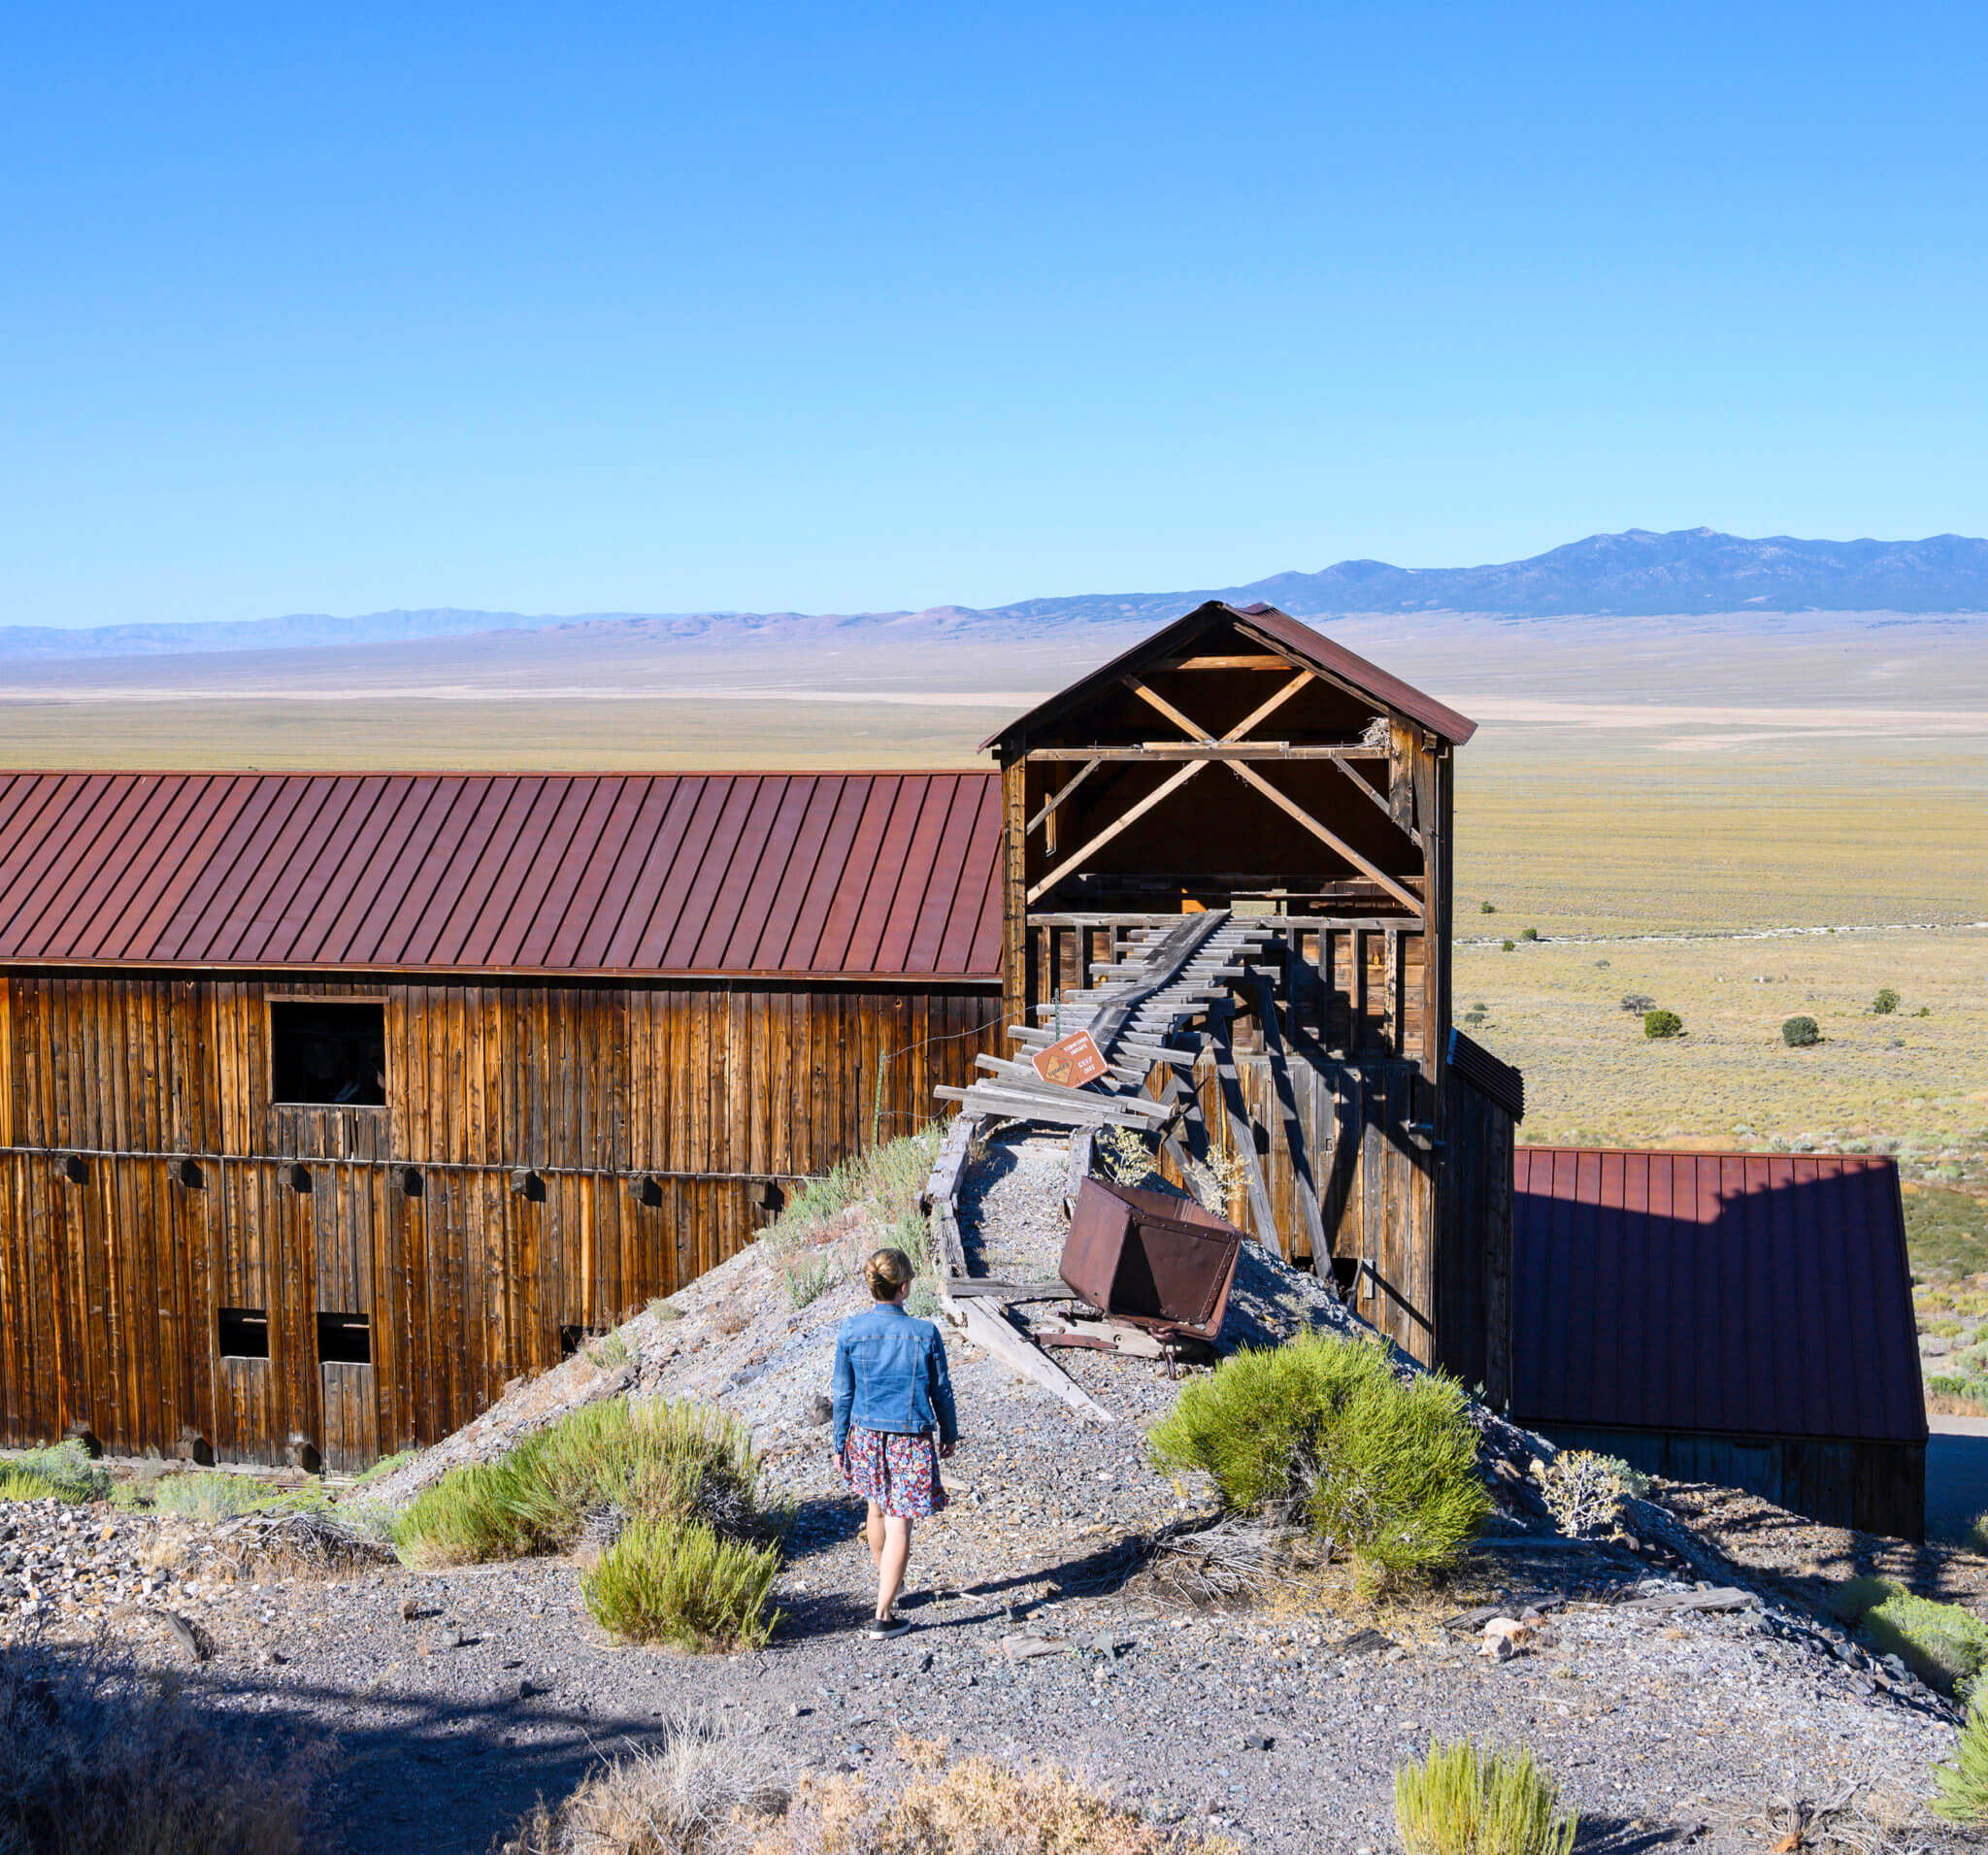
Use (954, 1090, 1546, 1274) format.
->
(3, 3, 1984, 625)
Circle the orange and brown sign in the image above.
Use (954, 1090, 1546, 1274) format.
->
(1031, 1029, 1109, 1090)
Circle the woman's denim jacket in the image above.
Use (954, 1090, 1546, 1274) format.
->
(831, 1302, 958, 1452)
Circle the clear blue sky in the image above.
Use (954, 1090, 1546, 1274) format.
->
(4, 3, 1984, 626)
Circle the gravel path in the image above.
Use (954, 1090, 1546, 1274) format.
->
(3, 1129, 1976, 1852)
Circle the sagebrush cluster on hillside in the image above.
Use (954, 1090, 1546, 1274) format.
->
(394, 1396, 784, 1650)
(1147, 1333, 1488, 1583)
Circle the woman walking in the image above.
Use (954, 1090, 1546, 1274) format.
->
(831, 1246, 958, 1639)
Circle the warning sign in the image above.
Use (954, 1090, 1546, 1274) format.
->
(1031, 1029, 1109, 1090)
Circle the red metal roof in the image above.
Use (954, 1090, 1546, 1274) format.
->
(0, 772, 1004, 980)
(1511, 1147, 1925, 1445)
(981, 601, 1478, 751)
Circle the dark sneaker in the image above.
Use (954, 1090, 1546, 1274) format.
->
(868, 1615, 913, 1640)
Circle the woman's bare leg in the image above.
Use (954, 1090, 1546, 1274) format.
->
(877, 1515, 912, 1620)
(866, 1501, 885, 1570)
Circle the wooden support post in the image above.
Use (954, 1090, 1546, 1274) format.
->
(1248, 975, 1328, 1265)
(1209, 1009, 1277, 1248)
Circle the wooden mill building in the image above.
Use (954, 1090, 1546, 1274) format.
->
(985, 600, 1519, 1381)
(0, 770, 1003, 1468)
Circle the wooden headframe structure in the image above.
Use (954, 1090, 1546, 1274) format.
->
(984, 601, 1518, 1374)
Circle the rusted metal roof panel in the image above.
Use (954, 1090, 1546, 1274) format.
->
(0, 771, 1003, 980)
(1511, 1147, 1925, 1444)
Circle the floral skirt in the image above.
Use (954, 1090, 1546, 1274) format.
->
(840, 1426, 948, 1519)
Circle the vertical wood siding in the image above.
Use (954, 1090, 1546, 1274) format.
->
(0, 972, 997, 1465)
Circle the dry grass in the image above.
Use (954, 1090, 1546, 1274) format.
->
(503, 1712, 788, 1854)
(0, 1636, 320, 1855)
(1458, 925, 1988, 1178)
(503, 1723, 1228, 1855)
(745, 1754, 1235, 1855)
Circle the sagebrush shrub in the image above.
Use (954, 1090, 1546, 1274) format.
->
(1518, 927, 1540, 943)
(1872, 986, 1901, 1015)
(1395, 1739, 1576, 1855)
(394, 1396, 777, 1568)
(0, 1441, 108, 1506)
(1781, 1014, 1820, 1047)
(580, 1517, 781, 1651)
(1537, 1451, 1626, 1537)
(1147, 1334, 1489, 1581)
(1935, 1697, 1988, 1825)
(1619, 992, 1655, 1014)
(1501, 939, 1515, 952)
(1642, 1009, 1682, 1040)
(1852, 1581, 1988, 1695)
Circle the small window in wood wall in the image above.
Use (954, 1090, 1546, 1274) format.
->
(217, 1308, 270, 1360)
(315, 1312, 371, 1366)
(270, 1001, 387, 1107)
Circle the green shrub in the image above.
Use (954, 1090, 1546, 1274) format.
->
(1831, 1577, 1988, 1695)
(1501, 939, 1515, 953)
(351, 1448, 415, 1487)
(1934, 1696, 1988, 1825)
(580, 1515, 780, 1650)
(1395, 1739, 1576, 1855)
(1928, 1375, 1971, 1399)
(1968, 1511, 1988, 1557)
(0, 1441, 109, 1505)
(1147, 1333, 1489, 1582)
(138, 1474, 327, 1522)
(1642, 1010, 1682, 1040)
(1923, 1318, 1966, 1339)
(1872, 986, 1901, 1015)
(1518, 927, 1540, 943)
(779, 1254, 839, 1308)
(394, 1396, 776, 1569)
(1781, 1014, 1820, 1047)
(1479, 901, 1496, 913)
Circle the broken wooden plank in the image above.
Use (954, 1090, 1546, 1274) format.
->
(951, 1299, 1115, 1422)
(945, 1278, 1073, 1301)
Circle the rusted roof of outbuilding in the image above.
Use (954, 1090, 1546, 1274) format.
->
(0, 771, 1003, 979)
(1511, 1147, 1925, 1445)
(980, 601, 1478, 751)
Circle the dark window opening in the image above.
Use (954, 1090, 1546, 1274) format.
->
(271, 1002, 386, 1107)
(59, 1154, 86, 1185)
(559, 1325, 605, 1357)
(315, 1312, 372, 1366)
(634, 1175, 663, 1208)
(398, 1166, 423, 1198)
(284, 1161, 313, 1194)
(1329, 1255, 1360, 1299)
(218, 1308, 270, 1360)
(174, 1156, 204, 1189)
(510, 1168, 546, 1202)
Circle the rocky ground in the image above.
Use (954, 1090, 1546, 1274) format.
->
(2, 1129, 1980, 1852)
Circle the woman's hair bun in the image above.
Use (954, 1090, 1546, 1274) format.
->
(864, 1246, 915, 1301)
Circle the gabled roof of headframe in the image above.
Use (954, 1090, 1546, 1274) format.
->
(980, 601, 1478, 752)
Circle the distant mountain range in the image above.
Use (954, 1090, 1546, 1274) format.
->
(6, 528, 1986, 660)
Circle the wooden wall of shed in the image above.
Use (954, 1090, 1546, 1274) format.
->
(1535, 1422, 1926, 1542)
(0, 971, 997, 1465)
(1438, 1074, 1515, 1402)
